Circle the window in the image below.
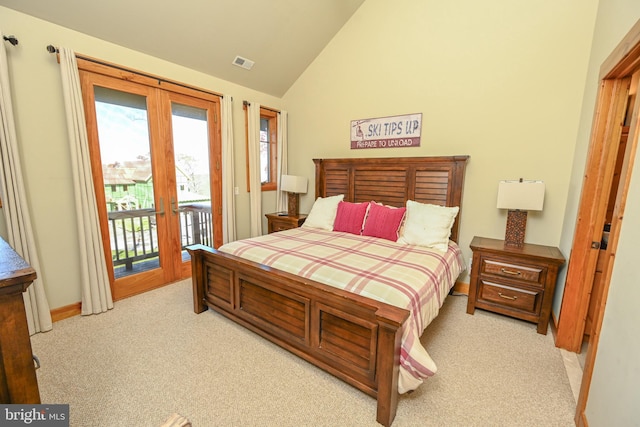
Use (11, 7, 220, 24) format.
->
(246, 106, 278, 191)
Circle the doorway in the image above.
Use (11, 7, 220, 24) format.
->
(79, 60, 222, 300)
(553, 19, 640, 426)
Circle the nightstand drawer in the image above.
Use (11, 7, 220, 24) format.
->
(482, 259, 544, 286)
(265, 213, 307, 234)
(271, 221, 293, 232)
(479, 280, 540, 313)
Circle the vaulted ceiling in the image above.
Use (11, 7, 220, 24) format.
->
(0, 0, 365, 97)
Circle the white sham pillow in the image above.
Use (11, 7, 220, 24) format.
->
(398, 200, 459, 252)
(301, 194, 345, 230)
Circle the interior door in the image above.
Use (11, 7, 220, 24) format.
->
(570, 23, 640, 425)
(555, 77, 630, 352)
(80, 69, 222, 300)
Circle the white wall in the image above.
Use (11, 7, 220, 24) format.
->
(283, 0, 598, 284)
(560, 1, 640, 424)
(0, 7, 282, 309)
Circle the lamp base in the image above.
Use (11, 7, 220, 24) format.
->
(287, 192, 299, 217)
(505, 210, 527, 247)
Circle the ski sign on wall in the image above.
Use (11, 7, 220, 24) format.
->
(350, 113, 422, 149)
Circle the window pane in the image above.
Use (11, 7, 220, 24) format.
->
(171, 102, 213, 254)
(260, 117, 270, 183)
(94, 86, 159, 278)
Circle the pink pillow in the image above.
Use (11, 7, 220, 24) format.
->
(333, 201, 370, 235)
(362, 202, 406, 241)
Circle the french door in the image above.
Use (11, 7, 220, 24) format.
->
(79, 63, 222, 300)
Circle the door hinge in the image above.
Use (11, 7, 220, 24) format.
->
(591, 241, 601, 249)
(218, 206, 222, 215)
(216, 160, 220, 171)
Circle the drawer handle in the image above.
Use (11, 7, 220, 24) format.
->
(498, 292, 518, 301)
(500, 268, 521, 276)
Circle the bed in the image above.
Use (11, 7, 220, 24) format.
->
(188, 155, 468, 426)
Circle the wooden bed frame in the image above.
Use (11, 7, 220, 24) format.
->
(189, 156, 468, 426)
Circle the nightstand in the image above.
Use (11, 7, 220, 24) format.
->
(466, 236, 565, 334)
(265, 213, 307, 233)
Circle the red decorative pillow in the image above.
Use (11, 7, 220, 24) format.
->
(362, 202, 406, 241)
(333, 201, 370, 235)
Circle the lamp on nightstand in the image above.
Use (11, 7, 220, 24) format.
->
(497, 179, 545, 247)
(280, 174, 308, 217)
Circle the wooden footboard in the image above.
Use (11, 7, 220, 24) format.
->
(188, 244, 410, 426)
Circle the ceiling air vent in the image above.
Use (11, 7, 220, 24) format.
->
(232, 55, 254, 70)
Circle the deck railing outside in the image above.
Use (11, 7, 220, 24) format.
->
(176, 203, 213, 247)
(108, 203, 212, 275)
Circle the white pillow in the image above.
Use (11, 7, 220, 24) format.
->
(301, 194, 345, 230)
(398, 200, 459, 252)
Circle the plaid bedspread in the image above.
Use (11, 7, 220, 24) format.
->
(218, 227, 466, 393)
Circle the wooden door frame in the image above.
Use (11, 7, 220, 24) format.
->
(553, 19, 640, 426)
(78, 57, 223, 300)
(555, 78, 630, 352)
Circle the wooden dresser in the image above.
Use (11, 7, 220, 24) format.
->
(265, 213, 307, 233)
(466, 236, 565, 335)
(0, 237, 40, 403)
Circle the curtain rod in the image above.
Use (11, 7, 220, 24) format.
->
(3, 35, 19, 46)
(45, 44, 222, 99)
(243, 100, 280, 114)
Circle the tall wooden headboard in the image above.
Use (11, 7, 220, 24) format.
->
(313, 156, 469, 243)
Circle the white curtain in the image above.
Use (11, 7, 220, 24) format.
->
(58, 48, 113, 315)
(221, 95, 236, 243)
(276, 110, 288, 213)
(0, 32, 52, 335)
(247, 102, 262, 237)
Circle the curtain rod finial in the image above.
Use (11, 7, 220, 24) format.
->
(3, 35, 18, 46)
(46, 44, 58, 53)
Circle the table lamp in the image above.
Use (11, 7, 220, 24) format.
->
(497, 179, 545, 247)
(280, 175, 308, 216)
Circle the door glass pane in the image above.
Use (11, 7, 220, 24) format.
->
(171, 102, 213, 259)
(94, 86, 159, 278)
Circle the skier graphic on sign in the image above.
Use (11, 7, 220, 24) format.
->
(352, 120, 367, 141)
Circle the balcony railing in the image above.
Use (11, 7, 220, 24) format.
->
(177, 203, 213, 247)
(108, 203, 212, 276)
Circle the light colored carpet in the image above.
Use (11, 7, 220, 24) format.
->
(31, 280, 576, 426)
